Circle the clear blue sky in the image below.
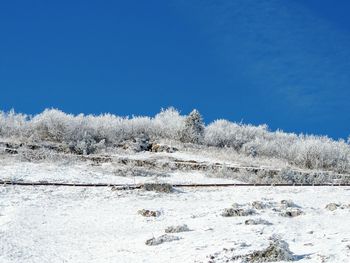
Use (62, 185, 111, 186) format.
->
(1, 0, 350, 138)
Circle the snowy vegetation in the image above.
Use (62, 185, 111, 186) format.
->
(1, 107, 350, 173)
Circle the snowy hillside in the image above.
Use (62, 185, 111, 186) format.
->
(1, 184, 350, 262)
(1, 107, 350, 184)
(0, 108, 350, 262)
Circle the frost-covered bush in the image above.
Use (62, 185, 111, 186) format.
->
(153, 107, 185, 140)
(30, 109, 72, 142)
(0, 108, 184, 155)
(0, 107, 350, 173)
(204, 119, 268, 150)
(204, 119, 350, 173)
(0, 110, 28, 139)
(287, 136, 350, 172)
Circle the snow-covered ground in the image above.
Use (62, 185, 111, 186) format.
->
(0, 184, 349, 263)
(0, 148, 349, 263)
(0, 159, 242, 185)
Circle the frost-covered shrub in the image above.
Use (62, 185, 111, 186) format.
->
(204, 119, 268, 150)
(153, 107, 185, 140)
(240, 130, 298, 159)
(205, 119, 350, 173)
(18, 147, 57, 162)
(287, 136, 350, 172)
(0, 110, 28, 139)
(1, 108, 350, 172)
(204, 120, 238, 148)
(30, 109, 72, 142)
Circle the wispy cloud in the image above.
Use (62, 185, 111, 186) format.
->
(177, 0, 350, 121)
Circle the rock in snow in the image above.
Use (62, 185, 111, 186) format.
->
(164, 224, 191, 233)
(137, 209, 160, 217)
(145, 234, 182, 246)
(221, 208, 256, 217)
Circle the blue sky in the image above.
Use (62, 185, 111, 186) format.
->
(1, 0, 350, 138)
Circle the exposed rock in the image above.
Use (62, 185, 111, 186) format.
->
(221, 208, 255, 217)
(165, 224, 191, 233)
(280, 200, 298, 209)
(114, 167, 168, 178)
(241, 239, 296, 262)
(304, 243, 314, 246)
(5, 148, 18, 154)
(325, 203, 340, 211)
(137, 209, 160, 217)
(280, 208, 303, 218)
(251, 201, 266, 210)
(151, 144, 178, 153)
(145, 234, 181, 246)
(122, 136, 152, 152)
(231, 203, 242, 208)
(245, 218, 272, 225)
(142, 183, 174, 193)
(207, 238, 296, 262)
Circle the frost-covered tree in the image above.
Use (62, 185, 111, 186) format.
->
(179, 109, 205, 144)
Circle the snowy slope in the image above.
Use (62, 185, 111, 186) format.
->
(0, 139, 350, 263)
(0, 185, 349, 263)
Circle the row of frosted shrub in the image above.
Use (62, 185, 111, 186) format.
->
(1, 108, 349, 173)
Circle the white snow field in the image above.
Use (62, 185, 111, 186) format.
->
(0, 147, 350, 263)
(0, 183, 350, 262)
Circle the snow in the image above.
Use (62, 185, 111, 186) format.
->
(0, 157, 243, 185)
(0, 147, 349, 262)
(0, 184, 349, 262)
